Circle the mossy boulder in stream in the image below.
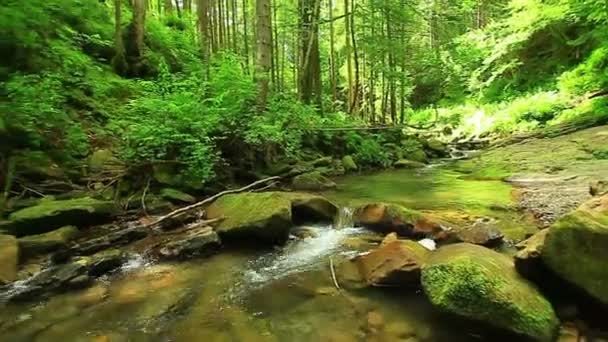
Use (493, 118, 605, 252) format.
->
(0, 197, 117, 237)
(206, 192, 292, 244)
(18, 225, 80, 259)
(0, 234, 18, 284)
(541, 194, 608, 306)
(277, 192, 338, 222)
(354, 203, 449, 240)
(342, 155, 358, 172)
(421, 243, 558, 342)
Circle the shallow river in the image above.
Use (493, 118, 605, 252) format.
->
(0, 166, 540, 342)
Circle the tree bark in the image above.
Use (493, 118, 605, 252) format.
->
(255, 0, 273, 111)
(112, 0, 128, 75)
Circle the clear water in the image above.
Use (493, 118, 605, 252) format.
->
(0, 167, 537, 341)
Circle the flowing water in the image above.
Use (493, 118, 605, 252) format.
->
(0, 166, 538, 342)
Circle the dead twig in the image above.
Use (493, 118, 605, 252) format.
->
(144, 176, 281, 228)
(329, 257, 341, 290)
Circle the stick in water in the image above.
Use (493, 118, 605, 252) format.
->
(145, 176, 281, 228)
(330, 256, 341, 290)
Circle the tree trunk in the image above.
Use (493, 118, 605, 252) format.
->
(328, 0, 337, 106)
(127, 0, 146, 77)
(112, 0, 128, 75)
(164, 0, 173, 14)
(242, 0, 250, 72)
(350, 0, 360, 116)
(198, 0, 211, 77)
(344, 0, 353, 113)
(255, 0, 272, 111)
(298, 0, 321, 109)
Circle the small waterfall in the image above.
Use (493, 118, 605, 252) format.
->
(334, 207, 354, 229)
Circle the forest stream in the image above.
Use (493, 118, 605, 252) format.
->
(0, 165, 551, 342)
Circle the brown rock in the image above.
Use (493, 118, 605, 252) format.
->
(354, 240, 428, 286)
(354, 203, 450, 240)
(367, 311, 385, 330)
(514, 228, 550, 280)
(590, 180, 608, 197)
(454, 223, 504, 247)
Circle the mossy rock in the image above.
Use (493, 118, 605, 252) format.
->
(292, 171, 336, 191)
(426, 138, 448, 157)
(160, 188, 196, 204)
(1, 197, 117, 237)
(18, 225, 80, 260)
(88, 149, 118, 172)
(276, 192, 338, 222)
(421, 243, 558, 342)
(342, 155, 358, 172)
(206, 192, 292, 245)
(393, 159, 426, 169)
(541, 194, 608, 305)
(0, 234, 18, 284)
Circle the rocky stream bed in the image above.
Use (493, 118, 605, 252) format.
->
(0, 126, 607, 342)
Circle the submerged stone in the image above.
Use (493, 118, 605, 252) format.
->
(2, 197, 116, 237)
(206, 192, 292, 244)
(421, 243, 558, 342)
(541, 194, 608, 306)
(0, 234, 18, 284)
(18, 225, 80, 259)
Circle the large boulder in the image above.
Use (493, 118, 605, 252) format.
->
(292, 171, 337, 191)
(354, 240, 428, 287)
(0, 234, 18, 284)
(0, 197, 117, 237)
(277, 192, 338, 222)
(353, 203, 450, 240)
(541, 194, 608, 305)
(421, 243, 558, 342)
(206, 192, 292, 244)
(18, 225, 80, 260)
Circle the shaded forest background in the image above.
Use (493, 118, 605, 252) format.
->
(1, 0, 607, 206)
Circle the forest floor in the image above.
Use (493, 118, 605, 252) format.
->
(456, 125, 608, 227)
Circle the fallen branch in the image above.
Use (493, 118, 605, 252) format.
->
(144, 176, 281, 228)
(329, 257, 341, 290)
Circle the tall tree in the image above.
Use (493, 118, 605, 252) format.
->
(127, 0, 147, 76)
(112, 0, 128, 75)
(255, 0, 273, 110)
(298, 0, 322, 107)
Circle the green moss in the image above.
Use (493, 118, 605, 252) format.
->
(18, 225, 80, 258)
(341, 155, 358, 172)
(206, 192, 292, 244)
(422, 244, 558, 342)
(160, 188, 196, 203)
(542, 208, 608, 305)
(5, 197, 116, 236)
(292, 171, 336, 191)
